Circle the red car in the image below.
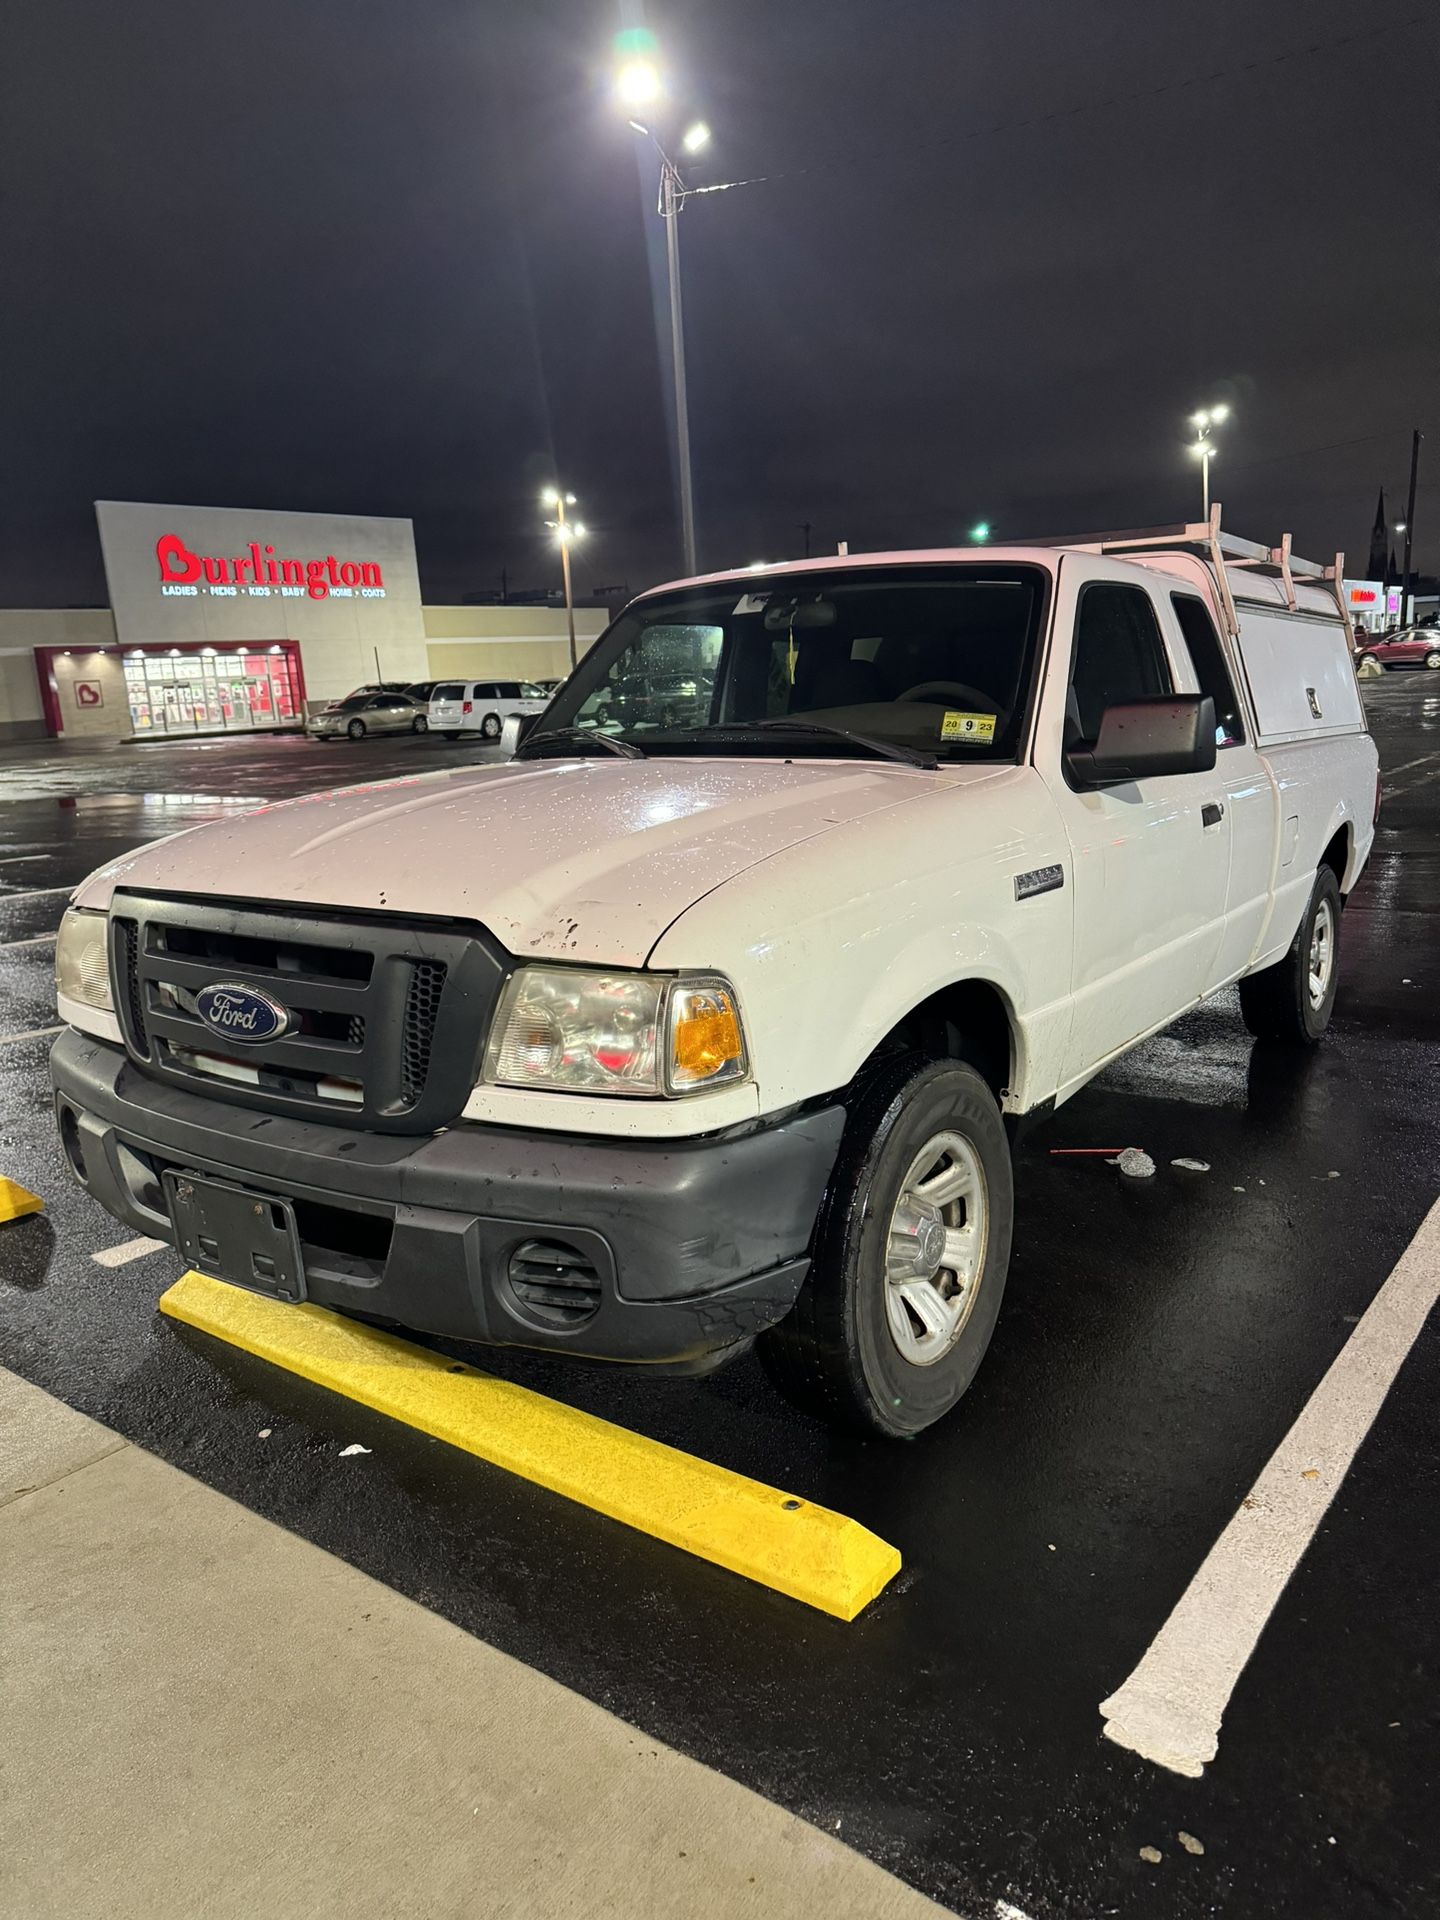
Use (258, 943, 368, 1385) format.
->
(1356, 628, 1440, 674)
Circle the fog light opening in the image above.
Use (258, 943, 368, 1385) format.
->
(59, 1107, 87, 1182)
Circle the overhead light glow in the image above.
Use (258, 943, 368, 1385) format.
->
(615, 58, 661, 109)
(747, 560, 768, 571)
(968, 522, 991, 543)
(682, 122, 711, 154)
(1209, 404, 1230, 422)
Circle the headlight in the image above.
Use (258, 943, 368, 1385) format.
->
(485, 967, 748, 1098)
(55, 908, 113, 1012)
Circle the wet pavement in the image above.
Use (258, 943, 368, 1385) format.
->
(2, 688, 1437, 1919)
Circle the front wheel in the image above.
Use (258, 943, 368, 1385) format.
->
(760, 1055, 1013, 1437)
(1238, 866, 1342, 1044)
(346, 718, 366, 740)
(411, 714, 428, 734)
(480, 712, 502, 740)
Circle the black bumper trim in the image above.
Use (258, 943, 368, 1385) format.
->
(51, 1029, 845, 1366)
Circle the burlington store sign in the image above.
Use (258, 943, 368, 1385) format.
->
(94, 500, 426, 652)
(156, 531, 387, 601)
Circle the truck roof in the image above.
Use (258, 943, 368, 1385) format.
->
(638, 507, 1350, 644)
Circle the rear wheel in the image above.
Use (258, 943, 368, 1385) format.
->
(1238, 866, 1341, 1044)
(481, 712, 503, 740)
(1426, 651, 1440, 671)
(346, 718, 366, 740)
(760, 1055, 1013, 1437)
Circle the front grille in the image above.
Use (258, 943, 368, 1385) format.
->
(507, 1239, 604, 1327)
(401, 961, 447, 1104)
(109, 892, 508, 1135)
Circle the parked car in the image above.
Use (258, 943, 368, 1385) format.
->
(428, 680, 549, 740)
(305, 691, 428, 741)
(403, 681, 438, 704)
(1355, 629, 1440, 674)
(52, 520, 1378, 1436)
(338, 682, 413, 699)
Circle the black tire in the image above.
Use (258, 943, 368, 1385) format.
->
(411, 714, 428, 734)
(759, 1055, 1013, 1438)
(1237, 866, 1342, 1045)
(480, 712, 502, 740)
(346, 718, 366, 740)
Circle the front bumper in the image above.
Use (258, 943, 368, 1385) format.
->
(51, 1029, 844, 1367)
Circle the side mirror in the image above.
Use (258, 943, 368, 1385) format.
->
(1066, 695, 1216, 789)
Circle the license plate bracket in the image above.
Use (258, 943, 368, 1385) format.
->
(163, 1170, 307, 1304)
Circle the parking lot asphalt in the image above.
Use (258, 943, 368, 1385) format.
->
(2, 688, 1437, 1920)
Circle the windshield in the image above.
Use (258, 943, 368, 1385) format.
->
(542, 565, 1049, 761)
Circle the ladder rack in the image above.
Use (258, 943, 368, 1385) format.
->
(1014, 505, 1353, 645)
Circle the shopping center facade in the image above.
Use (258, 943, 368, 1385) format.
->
(0, 501, 608, 742)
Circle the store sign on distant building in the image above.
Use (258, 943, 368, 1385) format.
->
(155, 532, 387, 601)
(95, 500, 425, 651)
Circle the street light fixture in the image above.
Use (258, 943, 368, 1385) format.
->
(543, 490, 585, 668)
(1187, 404, 1231, 518)
(614, 59, 661, 109)
(968, 522, 992, 544)
(617, 47, 761, 579)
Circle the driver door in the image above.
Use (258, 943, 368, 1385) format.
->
(1036, 554, 1232, 1093)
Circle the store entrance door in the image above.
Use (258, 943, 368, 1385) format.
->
(122, 645, 302, 735)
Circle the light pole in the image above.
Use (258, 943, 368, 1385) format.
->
(616, 53, 752, 579)
(543, 491, 586, 668)
(1188, 405, 1230, 519)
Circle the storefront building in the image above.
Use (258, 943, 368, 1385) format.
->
(0, 500, 610, 742)
(1343, 578, 1406, 634)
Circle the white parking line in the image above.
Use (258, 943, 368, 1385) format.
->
(91, 1237, 167, 1268)
(0, 1026, 64, 1046)
(0, 933, 57, 949)
(1099, 1196, 1440, 1777)
(0, 886, 72, 905)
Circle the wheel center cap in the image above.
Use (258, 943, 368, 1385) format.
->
(890, 1197, 948, 1281)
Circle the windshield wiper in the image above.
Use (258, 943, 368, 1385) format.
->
(735, 719, 937, 770)
(515, 726, 645, 761)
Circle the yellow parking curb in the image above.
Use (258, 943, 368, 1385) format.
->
(0, 1178, 44, 1224)
(159, 1271, 901, 1621)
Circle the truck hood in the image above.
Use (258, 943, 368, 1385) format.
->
(74, 756, 958, 967)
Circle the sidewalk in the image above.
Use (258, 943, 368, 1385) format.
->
(0, 1368, 945, 1920)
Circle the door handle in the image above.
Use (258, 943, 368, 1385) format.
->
(1201, 802, 1224, 828)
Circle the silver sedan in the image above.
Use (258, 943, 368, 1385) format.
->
(306, 692, 429, 742)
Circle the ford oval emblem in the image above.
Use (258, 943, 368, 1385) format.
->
(194, 981, 293, 1045)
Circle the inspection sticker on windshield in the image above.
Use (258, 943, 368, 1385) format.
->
(941, 710, 995, 744)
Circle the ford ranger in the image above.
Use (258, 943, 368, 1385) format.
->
(51, 515, 1380, 1434)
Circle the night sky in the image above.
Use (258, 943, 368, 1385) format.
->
(3, 0, 1435, 608)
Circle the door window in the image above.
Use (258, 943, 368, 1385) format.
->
(1170, 595, 1246, 746)
(1068, 584, 1172, 742)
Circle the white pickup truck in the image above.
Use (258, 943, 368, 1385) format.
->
(52, 516, 1379, 1435)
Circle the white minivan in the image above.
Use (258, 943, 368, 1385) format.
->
(429, 680, 549, 741)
